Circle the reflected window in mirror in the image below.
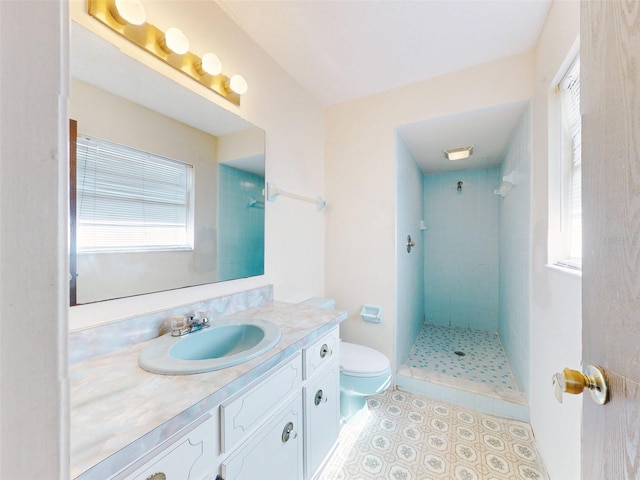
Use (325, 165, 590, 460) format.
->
(76, 135, 194, 253)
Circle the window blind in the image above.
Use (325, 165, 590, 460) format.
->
(560, 58, 582, 267)
(76, 135, 193, 252)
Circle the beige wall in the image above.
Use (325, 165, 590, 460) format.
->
(69, 0, 326, 328)
(325, 52, 534, 368)
(530, 1, 582, 478)
(217, 127, 265, 167)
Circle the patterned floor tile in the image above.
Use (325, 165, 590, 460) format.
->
(318, 389, 548, 480)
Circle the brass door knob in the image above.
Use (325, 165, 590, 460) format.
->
(552, 365, 609, 405)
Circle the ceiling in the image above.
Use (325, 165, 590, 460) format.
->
(218, 0, 551, 173)
(397, 101, 529, 174)
(217, 0, 552, 107)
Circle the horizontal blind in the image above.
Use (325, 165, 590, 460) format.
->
(76, 135, 193, 252)
(560, 58, 582, 267)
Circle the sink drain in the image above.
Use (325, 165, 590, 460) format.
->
(453, 350, 466, 357)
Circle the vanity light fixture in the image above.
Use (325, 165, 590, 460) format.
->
(196, 52, 223, 77)
(444, 145, 474, 161)
(110, 0, 146, 26)
(227, 74, 248, 95)
(160, 27, 190, 55)
(88, 0, 246, 106)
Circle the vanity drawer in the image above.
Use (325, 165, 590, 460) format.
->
(220, 353, 302, 453)
(303, 327, 340, 380)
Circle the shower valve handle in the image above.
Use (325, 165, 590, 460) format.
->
(406, 235, 415, 253)
(552, 365, 608, 405)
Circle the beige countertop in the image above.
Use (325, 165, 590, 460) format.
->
(71, 301, 346, 479)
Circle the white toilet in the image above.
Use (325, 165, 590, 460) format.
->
(301, 298, 392, 421)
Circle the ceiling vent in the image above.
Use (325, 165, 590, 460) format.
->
(444, 145, 473, 161)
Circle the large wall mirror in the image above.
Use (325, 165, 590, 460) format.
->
(70, 23, 265, 305)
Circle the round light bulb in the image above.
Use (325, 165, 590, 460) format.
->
(228, 74, 248, 95)
(200, 53, 222, 76)
(163, 27, 189, 55)
(113, 0, 146, 26)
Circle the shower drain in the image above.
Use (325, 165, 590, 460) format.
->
(453, 350, 466, 357)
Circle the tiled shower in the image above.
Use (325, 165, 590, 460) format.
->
(395, 106, 532, 420)
(217, 164, 265, 281)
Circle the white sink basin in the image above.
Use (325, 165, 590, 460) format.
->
(138, 317, 281, 375)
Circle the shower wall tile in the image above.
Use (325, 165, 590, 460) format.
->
(217, 164, 265, 281)
(499, 106, 532, 396)
(396, 135, 425, 367)
(423, 167, 501, 330)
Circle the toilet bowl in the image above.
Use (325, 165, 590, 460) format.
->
(340, 341, 392, 420)
(300, 298, 392, 421)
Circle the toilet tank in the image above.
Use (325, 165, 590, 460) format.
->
(300, 297, 336, 309)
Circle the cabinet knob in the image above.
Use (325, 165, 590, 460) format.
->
(145, 474, 166, 480)
(552, 365, 609, 405)
(281, 421, 297, 443)
(314, 389, 328, 406)
(320, 344, 332, 358)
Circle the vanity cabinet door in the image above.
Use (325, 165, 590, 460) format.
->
(221, 394, 303, 480)
(118, 415, 216, 480)
(220, 353, 302, 453)
(303, 358, 340, 480)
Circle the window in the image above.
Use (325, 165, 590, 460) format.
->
(76, 135, 194, 252)
(556, 57, 582, 269)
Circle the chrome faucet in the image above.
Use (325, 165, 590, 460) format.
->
(171, 311, 210, 337)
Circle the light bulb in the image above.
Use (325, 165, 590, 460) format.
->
(162, 27, 189, 55)
(112, 0, 146, 26)
(228, 74, 248, 95)
(197, 53, 222, 76)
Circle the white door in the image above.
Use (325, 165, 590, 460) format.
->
(581, 1, 640, 478)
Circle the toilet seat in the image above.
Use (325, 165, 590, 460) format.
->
(340, 341, 390, 377)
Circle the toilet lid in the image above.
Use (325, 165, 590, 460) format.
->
(341, 341, 390, 377)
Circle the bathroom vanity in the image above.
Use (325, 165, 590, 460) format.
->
(70, 301, 345, 480)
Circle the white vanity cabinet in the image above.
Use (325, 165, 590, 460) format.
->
(115, 414, 217, 480)
(220, 354, 302, 453)
(303, 358, 340, 479)
(103, 327, 341, 480)
(221, 394, 304, 480)
(302, 328, 341, 480)
(218, 327, 341, 480)
(217, 353, 304, 480)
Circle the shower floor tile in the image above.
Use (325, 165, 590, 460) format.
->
(406, 324, 519, 391)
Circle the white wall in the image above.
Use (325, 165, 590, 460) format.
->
(0, 1, 69, 477)
(530, 1, 582, 479)
(325, 52, 534, 368)
(395, 136, 424, 367)
(69, 0, 326, 329)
